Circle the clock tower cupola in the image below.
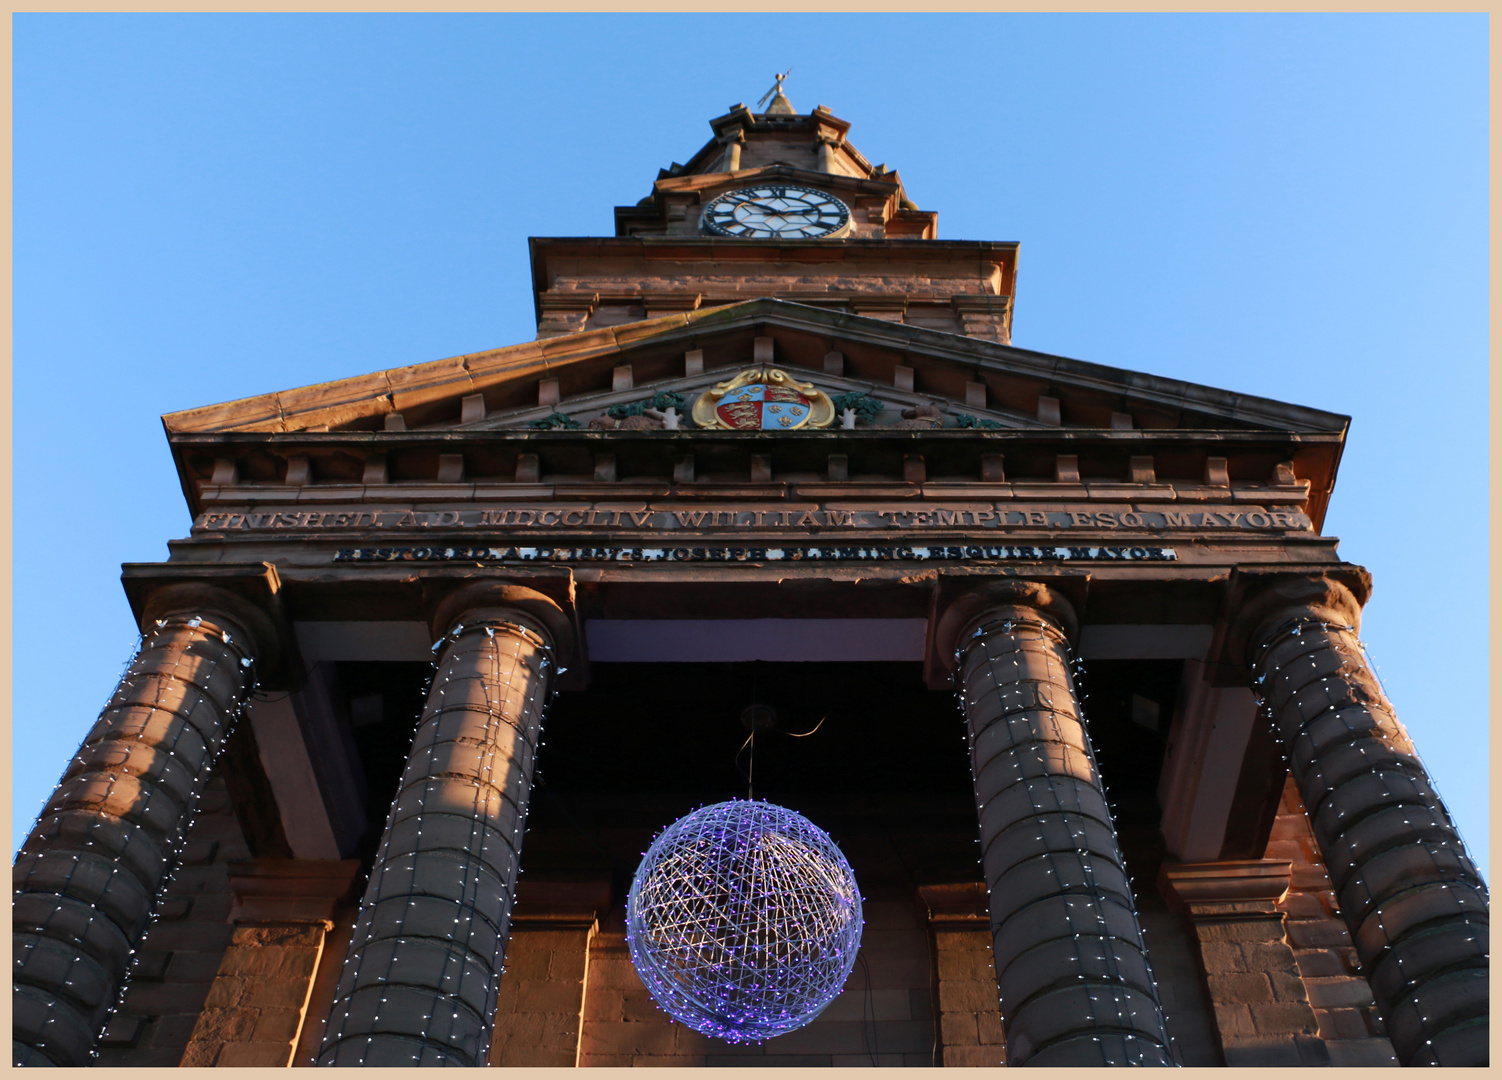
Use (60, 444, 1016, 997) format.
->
(529, 90, 1017, 343)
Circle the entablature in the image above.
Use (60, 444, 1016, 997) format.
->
(529, 238, 1009, 338)
(172, 427, 1331, 524)
(164, 300, 1349, 530)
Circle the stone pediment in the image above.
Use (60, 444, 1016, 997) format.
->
(165, 296, 1350, 526)
(164, 297, 1348, 441)
(651, 164, 901, 203)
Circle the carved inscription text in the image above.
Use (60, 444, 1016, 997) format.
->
(195, 504, 1309, 534)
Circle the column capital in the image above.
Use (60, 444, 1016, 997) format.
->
(933, 577, 1081, 673)
(427, 580, 577, 662)
(124, 562, 291, 680)
(1205, 565, 1371, 685)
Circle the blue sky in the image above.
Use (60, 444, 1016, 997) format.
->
(14, 14, 1488, 875)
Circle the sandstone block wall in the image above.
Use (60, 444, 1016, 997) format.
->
(292, 915, 358, 1065)
(576, 897, 935, 1067)
(1178, 893, 1326, 1065)
(931, 926, 1006, 1066)
(179, 922, 326, 1066)
(488, 925, 594, 1066)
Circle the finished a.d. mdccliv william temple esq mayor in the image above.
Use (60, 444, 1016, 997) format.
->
(13, 78, 1487, 1069)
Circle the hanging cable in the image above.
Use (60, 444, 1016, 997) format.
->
(858, 950, 880, 1065)
(735, 713, 829, 798)
(735, 729, 756, 799)
(787, 715, 827, 738)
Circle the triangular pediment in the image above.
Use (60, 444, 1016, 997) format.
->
(652, 164, 899, 202)
(165, 298, 1348, 441)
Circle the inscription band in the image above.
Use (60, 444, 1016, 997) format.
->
(333, 543, 1178, 564)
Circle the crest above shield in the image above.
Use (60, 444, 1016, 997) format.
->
(691, 368, 836, 431)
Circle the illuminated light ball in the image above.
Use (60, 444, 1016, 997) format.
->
(626, 799, 863, 1044)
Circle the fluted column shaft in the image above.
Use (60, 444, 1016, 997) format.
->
(957, 605, 1174, 1066)
(1251, 612, 1487, 1066)
(317, 615, 554, 1067)
(13, 612, 257, 1067)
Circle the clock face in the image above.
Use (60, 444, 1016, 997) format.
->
(701, 185, 851, 239)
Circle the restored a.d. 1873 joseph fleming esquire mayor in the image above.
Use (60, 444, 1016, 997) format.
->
(13, 85, 1487, 1068)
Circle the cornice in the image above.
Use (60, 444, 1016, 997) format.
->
(531, 238, 1018, 324)
(170, 428, 1348, 448)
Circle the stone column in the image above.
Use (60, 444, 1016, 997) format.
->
(1244, 576, 1488, 1067)
(816, 134, 838, 173)
(951, 583, 1174, 1066)
(316, 587, 566, 1067)
(721, 128, 745, 173)
(13, 592, 267, 1067)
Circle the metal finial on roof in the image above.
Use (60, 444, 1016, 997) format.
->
(756, 68, 796, 115)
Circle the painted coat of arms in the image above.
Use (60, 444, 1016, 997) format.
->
(691, 369, 836, 431)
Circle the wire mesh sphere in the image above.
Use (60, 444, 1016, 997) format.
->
(626, 799, 864, 1043)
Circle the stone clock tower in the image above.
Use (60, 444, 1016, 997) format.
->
(14, 93, 1486, 1069)
(533, 98, 1014, 343)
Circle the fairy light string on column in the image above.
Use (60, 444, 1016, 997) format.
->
(13, 612, 257, 1066)
(973, 619, 1113, 1058)
(1069, 642, 1176, 1065)
(316, 617, 556, 1067)
(953, 611, 1176, 1066)
(1248, 614, 1487, 1066)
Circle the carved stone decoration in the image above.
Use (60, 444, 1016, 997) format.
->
(589, 414, 663, 431)
(893, 402, 944, 429)
(691, 368, 835, 430)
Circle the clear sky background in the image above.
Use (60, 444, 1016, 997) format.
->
(14, 14, 1488, 878)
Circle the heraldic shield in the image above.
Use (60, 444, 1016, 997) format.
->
(691, 369, 837, 431)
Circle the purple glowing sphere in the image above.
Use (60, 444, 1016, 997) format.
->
(626, 799, 864, 1043)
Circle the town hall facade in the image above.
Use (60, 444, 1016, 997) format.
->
(14, 90, 1488, 1068)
